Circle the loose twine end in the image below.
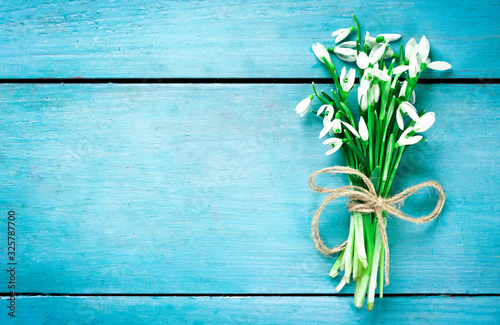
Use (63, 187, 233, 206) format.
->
(308, 166, 445, 286)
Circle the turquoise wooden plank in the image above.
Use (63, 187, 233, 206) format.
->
(1, 296, 498, 324)
(0, 0, 498, 79)
(0, 84, 498, 294)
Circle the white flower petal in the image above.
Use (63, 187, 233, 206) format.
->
(312, 43, 331, 63)
(399, 81, 408, 97)
(396, 108, 405, 130)
(427, 61, 452, 71)
(398, 135, 422, 146)
(359, 117, 369, 141)
(319, 122, 333, 139)
(379, 33, 401, 42)
(326, 145, 342, 155)
(393, 65, 409, 74)
(336, 41, 357, 48)
(295, 96, 312, 117)
(341, 121, 360, 138)
(419, 35, 430, 63)
(331, 28, 345, 36)
(405, 38, 417, 61)
(400, 101, 420, 121)
(346, 68, 355, 90)
(323, 137, 342, 146)
(369, 44, 387, 63)
(332, 119, 342, 133)
(409, 52, 419, 78)
(356, 52, 369, 69)
(334, 47, 357, 62)
(317, 104, 329, 116)
(373, 68, 390, 81)
(413, 112, 435, 132)
(410, 90, 416, 104)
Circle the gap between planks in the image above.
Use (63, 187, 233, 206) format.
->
(0, 293, 498, 298)
(0, 78, 498, 84)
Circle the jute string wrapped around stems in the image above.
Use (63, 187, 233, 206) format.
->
(308, 166, 445, 285)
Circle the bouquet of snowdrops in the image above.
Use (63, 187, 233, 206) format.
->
(295, 15, 450, 310)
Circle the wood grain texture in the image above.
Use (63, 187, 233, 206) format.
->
(0, 0, 498, 79)
(0, 83, 498, 295)
(1, 296, 498, 324)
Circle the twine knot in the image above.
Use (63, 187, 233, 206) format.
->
(308, 166, 445, 285)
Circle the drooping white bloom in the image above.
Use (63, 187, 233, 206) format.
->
(295, 94, 314, 117)
(341, 121, 360, 138)
(312, 43, 331, 64)
(332, 118, 342, 133)
(427, 61, 452, 71)
(317, 104, 333, 117)
(379, 33, 401, 42)
(364, 32, 377, 49)
(356, 52, 370, 69)
(397, 101, 421, 129)
(334, 46, 357, 62)
(323, 137, 344, 155)
(365, 64, 391, 82)
(413, 112, 435, 132)
(332, 27, 355, 43)
(340, 67, 355, 92)
(397, 127, 422, 146)
(359, 117, 369, 141)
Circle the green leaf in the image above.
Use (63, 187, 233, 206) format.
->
(370, 166, 381, 194)
(312, 82, 328, 104)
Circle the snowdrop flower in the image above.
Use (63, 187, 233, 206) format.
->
(332, 27, 355, 43)
(341, 121, 360, 138)
(316, 104, 333, 117)
(334, 44, 357, 62)
(323, 138, 344, 155)
(332, 118, 342, 133)
(364, 32, 377, 49)
(397, 127, 422, 146)
(312, 43, 331, 64)
(396, 101, 420, 129)
(413, 112, 435, 132)
(340, 67, 355, 92)
(379, 34, 401, 42)
(295, 94, 314, 117)
(417, 35, 452, 71)
(359, 117, 369, 141)
(365, 65, 391, 82)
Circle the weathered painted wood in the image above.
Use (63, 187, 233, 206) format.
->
(0, 84, 498, 294)
(1, 296, 498, 324)
(0, 0, 498, 79)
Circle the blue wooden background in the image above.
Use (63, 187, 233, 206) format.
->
(0, 1, 499, 324)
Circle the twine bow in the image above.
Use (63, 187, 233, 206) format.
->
(308, 166, 445, 285)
